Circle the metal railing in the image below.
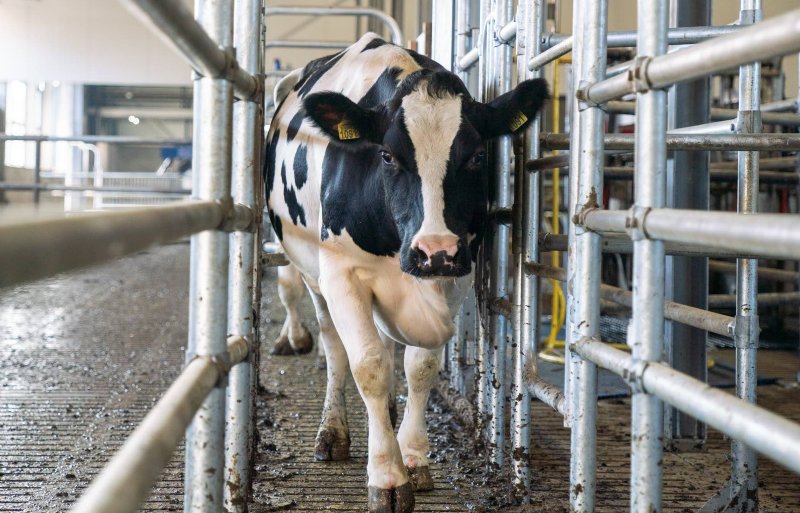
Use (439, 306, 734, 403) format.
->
(264, 6, 404, 48)
(447, 1, 800, 511)
(0, 0, 265, 512)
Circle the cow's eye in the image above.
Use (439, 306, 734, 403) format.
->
(471, 151, 486, 165)
(380, 150, 395, 165)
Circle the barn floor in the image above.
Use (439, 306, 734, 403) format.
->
(0, 243, 799, 512)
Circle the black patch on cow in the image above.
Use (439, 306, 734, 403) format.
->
(265, 127, 281, 199)
(320, 145, 400, 256)
(268, 210, 284, 241)
(361, 37, 387, 53)
(295, 51, 346, 98)
(281, 163, 307, 227)
(358, 67, 402, 109)
(406, 49, 447, 72)
(293, 144, 308, 189)
(286, 110, 304, 142)
(320, 224, 329, 241)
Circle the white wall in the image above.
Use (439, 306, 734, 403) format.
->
(0, 0, 191, 85)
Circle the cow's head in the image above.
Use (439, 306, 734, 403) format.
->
(304, 70, 548, 278)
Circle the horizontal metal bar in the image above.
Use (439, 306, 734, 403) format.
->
(0, 133, 190, 145)
(710, 156, 798, 171)
(71, 336, 249, 513)
(528, 376, 567, 416)
(121, 0, 259, 100)
(709, 260, 800, 283)
(264, 7, 403, 45)
(540, 133, 800, 151)
(526, 263, 733, 337)
(538, 233, 765, 260)
(579, 9, 800, 104)
(543, 166, 799, 185)
(607, 101, 800, 127)
(582, 208, 800, 261)
(498, 21, 518, 43)
(528, 36, 573, 70)
(526, 154, 573, 171)
(708, 291, 800, 308)
(542, 25, 741, 50)
(458, 47, 481, 71)
(574, 338, 800, 476)
(0, 182, 191, 195)
(0, 201, 223, 288)
(265, 40, 349, 50)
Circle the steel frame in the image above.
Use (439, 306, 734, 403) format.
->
(450, 1, 800, 512)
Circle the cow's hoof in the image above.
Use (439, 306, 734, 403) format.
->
(315, 354, 327, 370)
(368, 482, 414, 513)
(313, 426, 350, 461)
(270, 331, 313, 356)
(407, 466, 434, 492)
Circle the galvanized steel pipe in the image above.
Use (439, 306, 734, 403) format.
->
(71, 337, 249, 513)
(264, 7, 403, 45)
(0, 201, 223, 288)
(579, 8, 800, 105)
(539, 132, 800, 151)
(574, 338, 800, 476)
(121, 0, 259, 101)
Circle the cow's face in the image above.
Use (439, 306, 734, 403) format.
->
(304, 71, 548, 278)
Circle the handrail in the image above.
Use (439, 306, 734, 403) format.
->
(0, 133, 191, 145)
(71, 336, 249, 513)
(121, 0, 260, 101)
(264, 7, 404, 46)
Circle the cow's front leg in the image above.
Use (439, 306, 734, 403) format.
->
(320, 269, 414, 513)
(308, 290, 350, 461)
(397, 346, 442, 492)
(272, 264, 313, 355)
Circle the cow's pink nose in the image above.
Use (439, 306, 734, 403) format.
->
(414, 234, 459, 260)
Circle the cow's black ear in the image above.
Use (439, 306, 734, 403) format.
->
(303, 92, 383, 145)
(469, 78, 549, 140)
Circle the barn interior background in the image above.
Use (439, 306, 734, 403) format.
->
(1, 0, 799, 512)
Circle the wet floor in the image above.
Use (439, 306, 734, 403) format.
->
(1, 243, 799, 512)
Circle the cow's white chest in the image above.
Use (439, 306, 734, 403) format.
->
(311, 226, 473, 350)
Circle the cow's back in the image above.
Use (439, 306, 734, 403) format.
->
(265, 33, 441, 282)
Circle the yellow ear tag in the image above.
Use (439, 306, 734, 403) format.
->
(337, 121, 361, 140)
(509, 111, 529, 132)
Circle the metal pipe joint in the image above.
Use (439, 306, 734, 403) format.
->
(187, 335, 251, 388)
(624, 205, 652, 241)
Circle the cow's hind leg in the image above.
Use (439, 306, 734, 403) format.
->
(308, 291, 350, 461)
(272, 264, 314, 355)
(397, 346, 442, 492)
(320, 269, 413, 513)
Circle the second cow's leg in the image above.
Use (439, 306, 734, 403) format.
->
(397, 346, 441, 492)
(379, 332, 398, 428)
(308, 290, 351, 461)
(273, 264, 313, 355)
(320, 268, 413, 513)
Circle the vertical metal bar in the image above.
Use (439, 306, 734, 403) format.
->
(224, 0, 263, 511)
(664, 0, 710, 452)
(475, 0, 492, 438)
(510, 0, 543, 502)
(630, 2, 668, 512)
(564, 0, 585, 430)
(732, 2, 761, 511)
(185, 0, 234, 511)
(488, 0, 514, 469)
(33, 140, 42, 205)
(569, 0, 606, 511)
(449, 306, 464, 392)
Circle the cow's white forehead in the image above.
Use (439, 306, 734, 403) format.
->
(401, 86, 462, 240)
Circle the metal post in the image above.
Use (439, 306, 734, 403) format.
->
(569, 0, 606, 511)
(630, 2, 667, 512)
(732, 2, 761, 511)
(510, 0, 543, 502)
(664, 0, 710, 452)
(488, 0, 514, 468)
(185, 0, 234, 511)
(33, 140, 42, 205)
(224, 0, 263, 511)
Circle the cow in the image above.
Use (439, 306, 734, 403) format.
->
(265, 33, 547, 513)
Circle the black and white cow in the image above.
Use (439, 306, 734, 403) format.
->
(265, 33, 547, 513)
